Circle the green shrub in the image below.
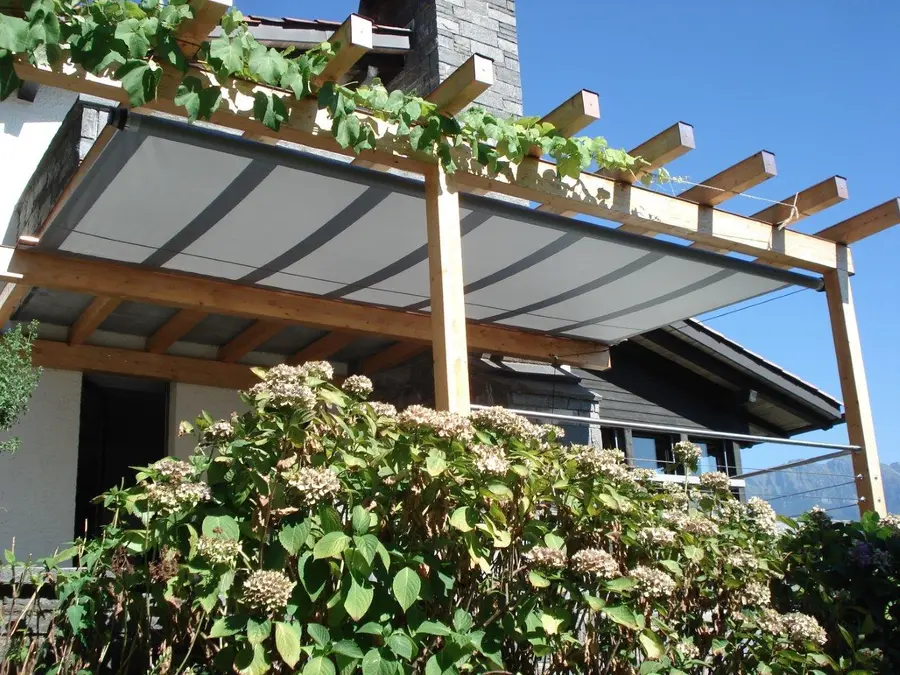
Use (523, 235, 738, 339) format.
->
(775, 509, 900, 673)
(0, 320, 41, 454)
(3, 363, 832, 674)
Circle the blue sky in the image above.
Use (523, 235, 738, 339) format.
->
(241, 1, 899, 469)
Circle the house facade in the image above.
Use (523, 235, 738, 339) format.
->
(0, 0, 846, 560)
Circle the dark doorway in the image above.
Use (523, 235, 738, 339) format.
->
(74, 374, 168, 540)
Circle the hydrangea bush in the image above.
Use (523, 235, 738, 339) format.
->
(3, 363, 834, 674)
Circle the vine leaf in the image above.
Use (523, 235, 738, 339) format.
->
(114, 18, 152, 59)
(115, 59, 161, 107)
(0, 55, 22, 101)
(253, 90, 288, 131)
(25, 0, 60, 46)
(0, 14, 29, 53)
(156, 30, 187, 72)
(248, 44, 287, 86)
(208, 34, 244, 75)
(175, 75, 222, 123)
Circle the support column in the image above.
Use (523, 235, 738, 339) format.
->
(823, 260, 887, 516)
(424, 164, 470, 413)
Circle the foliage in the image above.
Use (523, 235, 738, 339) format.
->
(2, 363, 834, 674)
(0, 320, 41, 454)
(774, 509, 900, 673)
(0, 0, 659, 182)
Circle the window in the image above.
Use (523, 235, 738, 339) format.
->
(630, 433, 679, 472)
(689, 437, 737, 476)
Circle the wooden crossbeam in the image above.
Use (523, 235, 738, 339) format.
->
(12, 60, 849, 272)
(361, 342, 428, 374)
(315, 14, 373, 85)
(287, 332, 357, 365)
(147, 309, 207, 354)
(0, 283, 31, 325)
(426, 54, 494, 116)
(67, 296, 120, 346)
(218, 320, 285, 362)
(753, 176, 849, 228)
(33, 339, 258, 390)
(177, 0, 232, 60)
(528, 89, 600, 157)
(0, 248, 611, 370)
(816, 198, 900, 244)
(611, 121, 695, 185)
(679, 151, 777, 206)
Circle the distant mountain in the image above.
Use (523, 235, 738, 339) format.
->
(744, 458, 900, 519)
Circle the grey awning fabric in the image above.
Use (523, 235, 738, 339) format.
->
(36, 112, 820, 345)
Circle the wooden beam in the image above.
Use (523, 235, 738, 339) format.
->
(287, 332, 357, 365)
(678, 151, 777, 206)
(529, 89, 600, 157)
(12, 60, 848, 272)
(824, 262, 887, 516)
(426, 54, 494, 116)
(176, 0, 232, 60)
(816, 198, 900, 244)
(610, 121, 695, 185)
(753, 176, 849, 228)
(361, 342, 428, 374)
(315, 14, 373, 85)
(0, 283, 31, 325)
(0, 248, 611, 370)
(32, 339, 258, 390)
(218, 320, 285, 362)
(146, 309, 207, 354)
(425, 164, 471, 412)
(67, 296, 120, 346)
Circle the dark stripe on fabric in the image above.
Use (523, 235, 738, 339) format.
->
(483, 251, 664, 322)
(404, 232, 582, 311)
(241, 187, 391, 284)
(325, 210, 492, 299)
(41, 133, 147, 250)
(143, 160, 276, 267)
(553, 269, 738, 334)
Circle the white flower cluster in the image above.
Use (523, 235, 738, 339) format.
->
(343, 374, 373, 399)
(242, 570, 296, 615)
(283, 466, 341, 506)
(539, 424, 565, 440)
(661, 511, 717, 537)
(203, 419, 234, 445)
(397, 405, 474, 442)
(573, 445, 630, 481)
(249, 379, 316, 409)
(145, 459, 210, 512)
(806, 506, 832, 527)
(733, 580, 771, 608)
(746, 497, 779, 537)
(570, 548, 619, 578)
(469, 406, 545, 443)
(526, 546, 567, 569)
(368, 401, 398, 419)
(672, 440, 701, 468)
(753, 609, 827, 645)
(880, 513, 900, 532)
(676, 640, 700, 661)
(717, 498, 746, 521)
(630, 468, 658, 483)
(638, 527, 676, 546)
(471, 444, 510, 476)
(631, 565, 677, 599)
(196, 536, 241, 565)
(699, 471, 731, 493)
(724, 550, 759, 570)
(295, 361, 335, 381)
(153, 458, 194, 482)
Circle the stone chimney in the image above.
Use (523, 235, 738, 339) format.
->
(357, 0, 522, 117)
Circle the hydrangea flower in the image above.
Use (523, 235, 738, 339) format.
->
(699, 471, 731, 493)
(283, 466, 341, 506)
(343, 374, 373, 399)
(638, 527, 676, 546)
(574, 445, 630, 481)
(672, 440, 701, 469)
(242, 570, 296, 615)
(196, 536, 241, 565)
(526, 546, 567, 569)
(368, 401, 398, 419)
(471, 444, 510, 476)
(570, 548, 619, 578)
(746, 497, 779, 537)
(631, 565, 677, 599)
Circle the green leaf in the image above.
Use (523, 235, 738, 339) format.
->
(249, 44, 287, 85)
(392, 567, 421, 612)
(333, 114, 361, 150)
(279, 520, 312, 555)
(115, 60, 161, 107)
(0, 15, 30, 53)
(684, 545, 704, 562)
(344, 576, 374, 621)
(307, 623, 330, 647)
(247, 617, 271, 645)
(639, 662, 665, 675)
(414, 620, 451, 637)
(203, 513, 240, 540)
(540, 611, 564, 635)
(156, 30, 188, 72)
(361, 649, 393, 675)
(313, 532, 350, 560)
(351, 505, 371, 535)
(528, 570, 550, 588)
(26, 0, 60, 46)
(658, 559, 683, 578)
(275, 622, 302, 667)
(210, 614, 247, 638)
(235, 643, 270, 675)
(385, 633, 416, 661)
(604, 605, 641, 630)
(332, 639, 365, 660)
(605, 577, 636, 592)
(208, 34, 245, 75)
(253, 91, 289, 131)
(174, 75, 222, 123)
(453, 609, 474, 633)
(303, 656, 336, 675)
(66, 604, 85, 634)
(639, 631, 664, 659)
(544, 533, 565, 550)
(114, 18, 151, 58)
(0, 55, 22, 101)
(449, 506, 474, 532)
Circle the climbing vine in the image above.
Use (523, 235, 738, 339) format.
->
(0, 0, 660, 181)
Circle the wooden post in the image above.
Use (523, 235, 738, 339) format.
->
(424, 164, 471, 413)
(824, 260, 887, 516)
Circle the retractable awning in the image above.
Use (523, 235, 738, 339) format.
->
(35, 112, 820, 345)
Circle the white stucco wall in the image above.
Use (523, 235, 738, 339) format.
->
(0, 86, 77, 241)
(0, 369, 82, 561)
(168, 383, 247, 460)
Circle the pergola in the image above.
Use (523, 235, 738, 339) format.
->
(2, 2, 897, 516)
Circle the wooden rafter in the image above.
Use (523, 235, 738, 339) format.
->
(315, 14, 373, 86)
(146, 309, 207, 354)
(176, 0, 231, 60)
(752, 176, 849, 228)
(678, 151, 777, 206)
(11, 60, 850, 272)
(426, 54, 494, 116)
(67, 296, 119, 345)
(33, 339, 258, 390)
(611, 121, 695, 185)
(528, 89, 600, 159)
(816, 198, 900, 244)
(0, 248, 611, 370)
(361, 342, 428, 374)
(287, 332, 357, 365)
(218, 320, 285, 363)
(0, 283, 31, 325)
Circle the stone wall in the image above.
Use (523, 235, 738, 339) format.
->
(358, 0, 523, 117)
